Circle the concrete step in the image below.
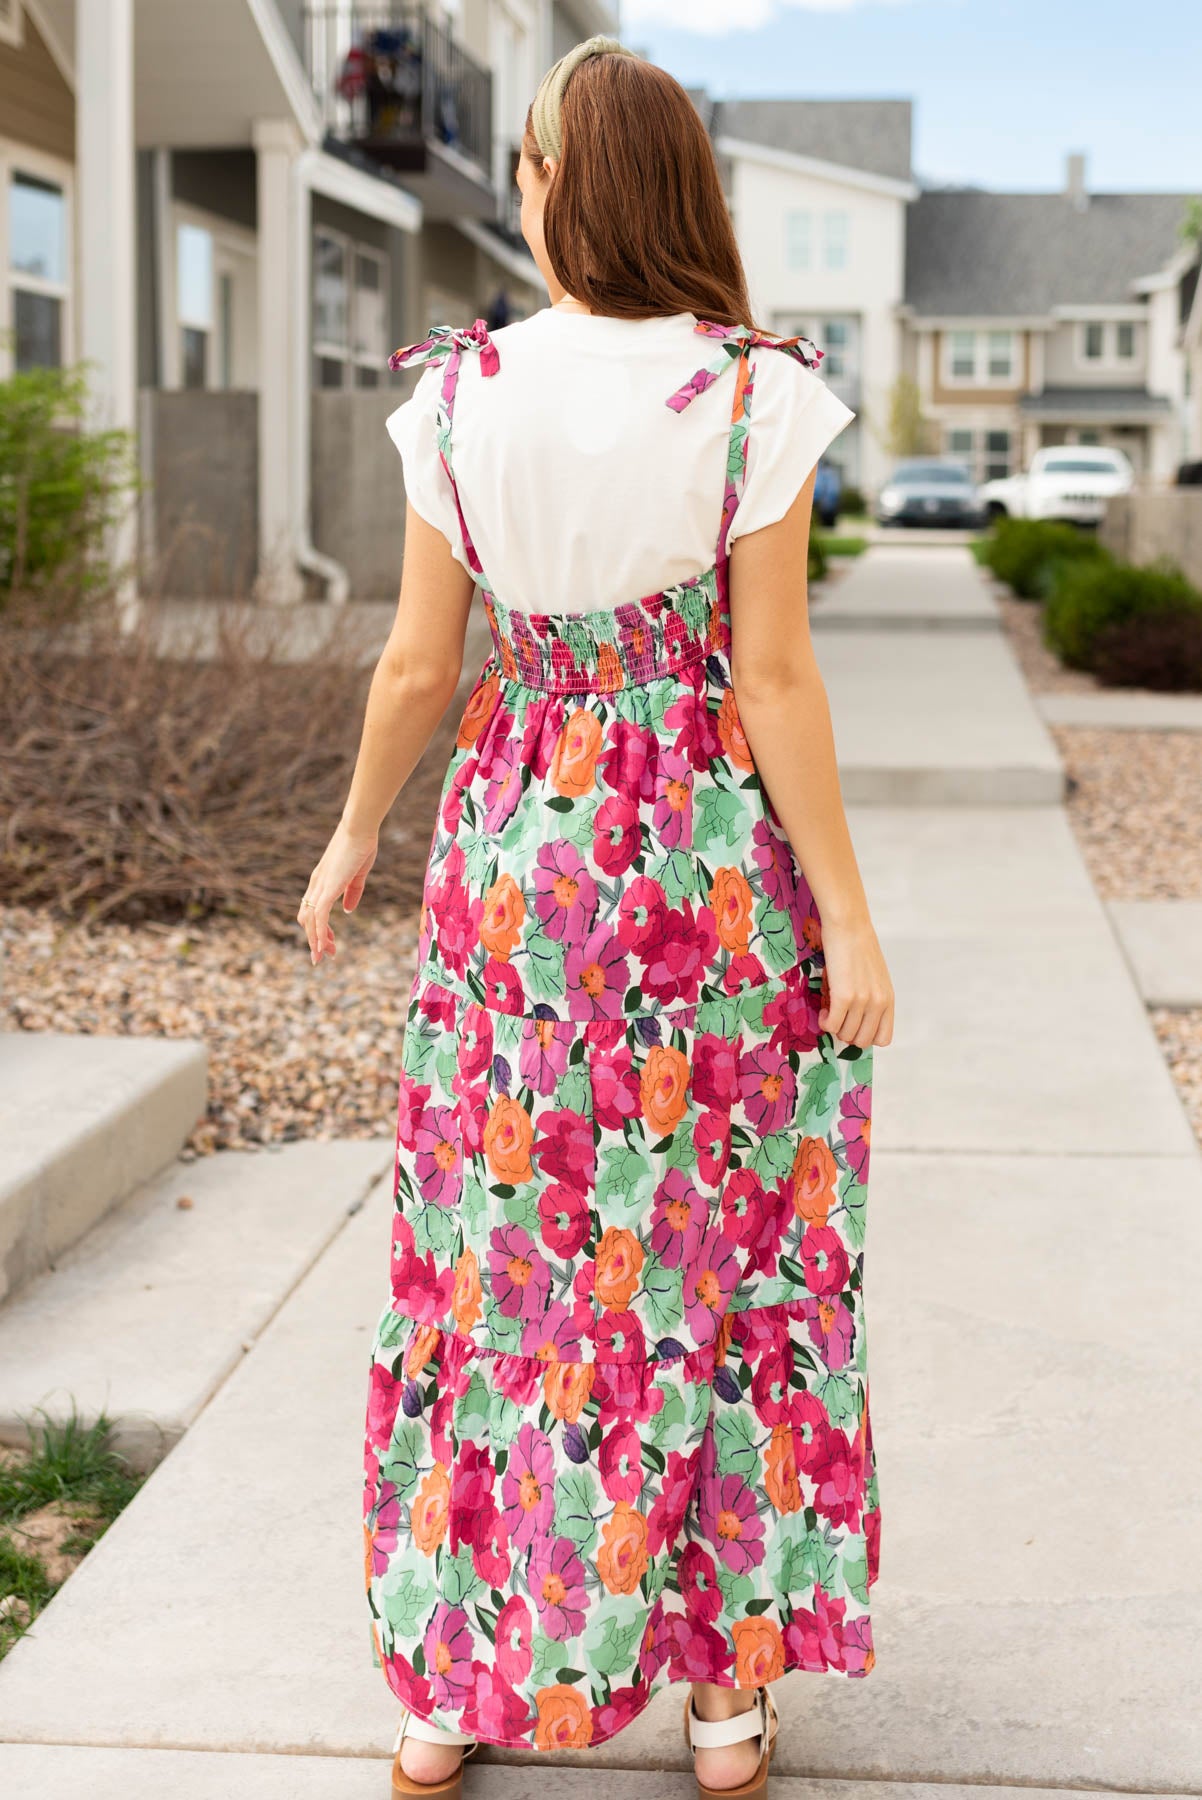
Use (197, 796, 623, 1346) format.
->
(1038, 689, 1202, 731)
(0, 1749, 1187, 1800)
(0, 1135, 392, 1469)
(1108, 898, 1202, 1007)
(0, 1031, 207, 1308)
(812, 544, 1000, 631)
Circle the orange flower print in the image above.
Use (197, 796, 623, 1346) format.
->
(595, 1225, 644, 1310)
(543, 1359, 595, 1422)
(596, 1501, 649, 1594)
(792, 1135, 838, 1225)
(596, 640, 624, 694)
(534, 1684, 594, 1749)
(732, 1615, 786, 1686)
(710, 866, 755, 956)
(640, 1044, 690, 1137)
(484, 1095, 534, 1184)
(456, 672, 498, 747)
(550, 707, 602, 797)
(717, 688, 755, 772)
(404, 1322, 441, 1379)
(451, 1245, 482, 1334)
(479, 872, 525, 961)
(410, 1462, 450, 1555)
(764, 1420, 802, 1514)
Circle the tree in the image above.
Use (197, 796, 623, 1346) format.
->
(884, 374, 938, 460)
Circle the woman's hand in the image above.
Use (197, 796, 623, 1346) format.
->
(818, 918, 895, 1049)
(296, 821, 379, 966)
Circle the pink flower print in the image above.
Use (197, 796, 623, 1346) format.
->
(528, 1533, 588, 1641)
(590, 1041, 641, 1131)
(738, 1045, 796, 1137)
(683, 1229, 741, 1343)
(565, 925, 630, 1022)
(395, 1072, 429, 1154)
(719, 1167, 768, 1246)
(369, 1480, 400, 1575)
(473, 705, 516, 781)
(519, 1015, 570, 1096)
(841, 1615, 874, 1677)
(653, 751, 693, 849)
(441, 756, 474, 835)
(667, 1615, 736, 1684)
(592, 1682, 647, 1743)
(762, 980, 821, 1056)
(617, 876, 668, 953)
(488, 1223, 552, 1320)
(800, 1224, 851, 1298)
(865, 1506, 881, 1585)
(413, 1104, 461, 1206)
(501, 1422, 555, 1550)
(598, 1419, 644, 1505)
(537, 1181, 590, 1257)
(722, 952, 768, 996)
(790, 1388, 833, 1475)
(694, 1108, 731, 1186)
(803, 1294, 855, 1371)
(592, 1358, 663, 1429)
(598, 718, 657, 804)
(482, 735, 525, 832)
(423, 1602, 475, 1710)
(384, 1648, 435, 1721)
(646, 1447, 698, 1554)
(390, 1217, 455, 1322)
(640, 902, 718, 1008)
(650, 1168, 708, 1270)
(494, 1594, 533, 1686)
(366, 1362, 402, 1445)
(678, 1541, 722, 1623)
(693, 1033, 739, 1111)
(661, 606, 693, 666)
(593, 1306, 646, 1365)
(749, 1339, 793, 1426)
(457, 1004, 493, 1085)
(783, 1584, 847, 1673)
(752, 818, 798, 912)
(521, 1300, 584, 1363)
(483, 955, 525, 1014)
(455, 1078, 489, 1160)
(840, 1082, 872, 1181)
(664, 679, 721, 771)
(810, 1425, 864, 1531)
(698, 1472, 765, 1575)
(593, 794, 641, 877)
(472, 1506, 512, 1589)
(448, 1440, 495, 1557)
(535, 1107, 593, 1187)
(534, 842, 597, 945)
(460, 1662, 534, 1742)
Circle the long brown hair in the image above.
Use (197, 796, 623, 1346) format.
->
(523, 53, 759, 327)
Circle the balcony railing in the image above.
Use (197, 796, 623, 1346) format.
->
(304, 4, 492, 184)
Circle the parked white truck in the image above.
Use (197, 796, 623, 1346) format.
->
(980, 446, 1134, 525)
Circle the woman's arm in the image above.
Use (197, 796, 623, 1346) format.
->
(728, 469, 894, 1048)
(297, 503, 475, 965)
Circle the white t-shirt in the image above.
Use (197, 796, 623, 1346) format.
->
(385, 307, 854, 615)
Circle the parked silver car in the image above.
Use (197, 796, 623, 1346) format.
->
(876, 459, 986, 528)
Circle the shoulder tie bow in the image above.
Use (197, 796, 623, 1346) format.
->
(388, 318, 501, 378)
(666, 318, 822, 412)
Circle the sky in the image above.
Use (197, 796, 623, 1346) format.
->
(617, 0, 1202, 193)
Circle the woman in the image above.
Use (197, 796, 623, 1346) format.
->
(298, 35, 893, 1800)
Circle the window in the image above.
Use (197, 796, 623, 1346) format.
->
(947, 428, 974, 457)
(177, 222, 213, 390)
(1083, 322, 1105, 360)
(823, 211, 848, 271)
(819, 317, 848, 379)
(987, 331, 1014, 379)
(784, 210, 811, 271)
(1116, 321, 1135, 359)
(312, 228, 389, 387)
(984, 428, 1011, 480)
(9, 169, 68, 370)
(944, 329, 1017, 386)
(949, 331, 975, 379)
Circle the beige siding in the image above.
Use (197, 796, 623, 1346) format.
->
(0, 14, 73, 163)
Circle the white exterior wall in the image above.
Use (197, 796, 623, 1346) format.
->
(728, 151, 906, 496)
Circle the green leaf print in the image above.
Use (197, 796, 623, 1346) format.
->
(380, 1567, 434, 1637)
(556, 1063, 592, 1115)
(714, 1409, 759, 1480)
(739, 983, 774, 1034)
(442, 1544, 482, 1607)
(664, 1126, 699, 1174)
(584, 1601, 643, 1677)
(458, 1369, 491, 1435)
(642, 1254, 684, 1340)
(839, 1171, 868, 1251)
(695, 785, 746, 856)
(503, 1185, 542, 1236)
(749, 1130, 795, 1185)
(410, 1203, 458, 1259)
(816, 1371, 861, 1430)
(385, 1418, 425, 1502)
(558, 797, 599, 852)
(523, 928, 566, 1001)
(798, 1059, 841, 1134)
(434, 1034, 459, 1090)
(716, 1565, 756, 1618)
(530, 1632, 565, 1687)
(645, 1380, 687, 1451)
(553, 1466, 600, 1558)
(460, 1173, 488, 1240)
(464, 835, 498, 892)
(499, 803, 544, 856)
(648, 849, 697, 905)
(596, 1144, 653, 1217)
(842, 1539, 870, 1606)
(696, 995, 741, 1038)
(754, 894, 797, 975)
(400, 1025, 437, 1086)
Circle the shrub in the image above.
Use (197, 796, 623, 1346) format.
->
(981, 516, 1109, 600)
(838, 485, 866, 517)
(1089, 603, 1202, 691)
(0, 362, 138, 609)
(808, 534, 828, 584)
(1043, 555, 1202, 680)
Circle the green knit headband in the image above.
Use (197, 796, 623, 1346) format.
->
(530, 35, 639, 164)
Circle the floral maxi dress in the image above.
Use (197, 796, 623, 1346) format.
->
(363, 315, 881, 1753)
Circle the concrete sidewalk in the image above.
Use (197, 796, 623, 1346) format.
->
(2, 546, 1199, 1798)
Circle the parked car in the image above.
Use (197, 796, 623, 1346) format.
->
(813, 458, 842, 528)
(980, 446, 1134, 524)
(875, 459, 985, 528)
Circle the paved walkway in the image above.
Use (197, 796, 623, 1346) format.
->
(2, 546, 1200, 1798)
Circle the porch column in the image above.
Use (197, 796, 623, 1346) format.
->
(253, 119, 304, 604)
(76, 0, 137, 619)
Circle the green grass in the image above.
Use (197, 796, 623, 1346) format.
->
(817, 534, 868, 558)
(0, 1406, 144, 1658)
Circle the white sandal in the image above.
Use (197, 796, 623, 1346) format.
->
(390, 1709, 479, 1798)
(682, 1685, 780, 1800)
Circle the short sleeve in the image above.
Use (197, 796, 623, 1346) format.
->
(726, 355, 856, 548)
(384, 363, 464, 557)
